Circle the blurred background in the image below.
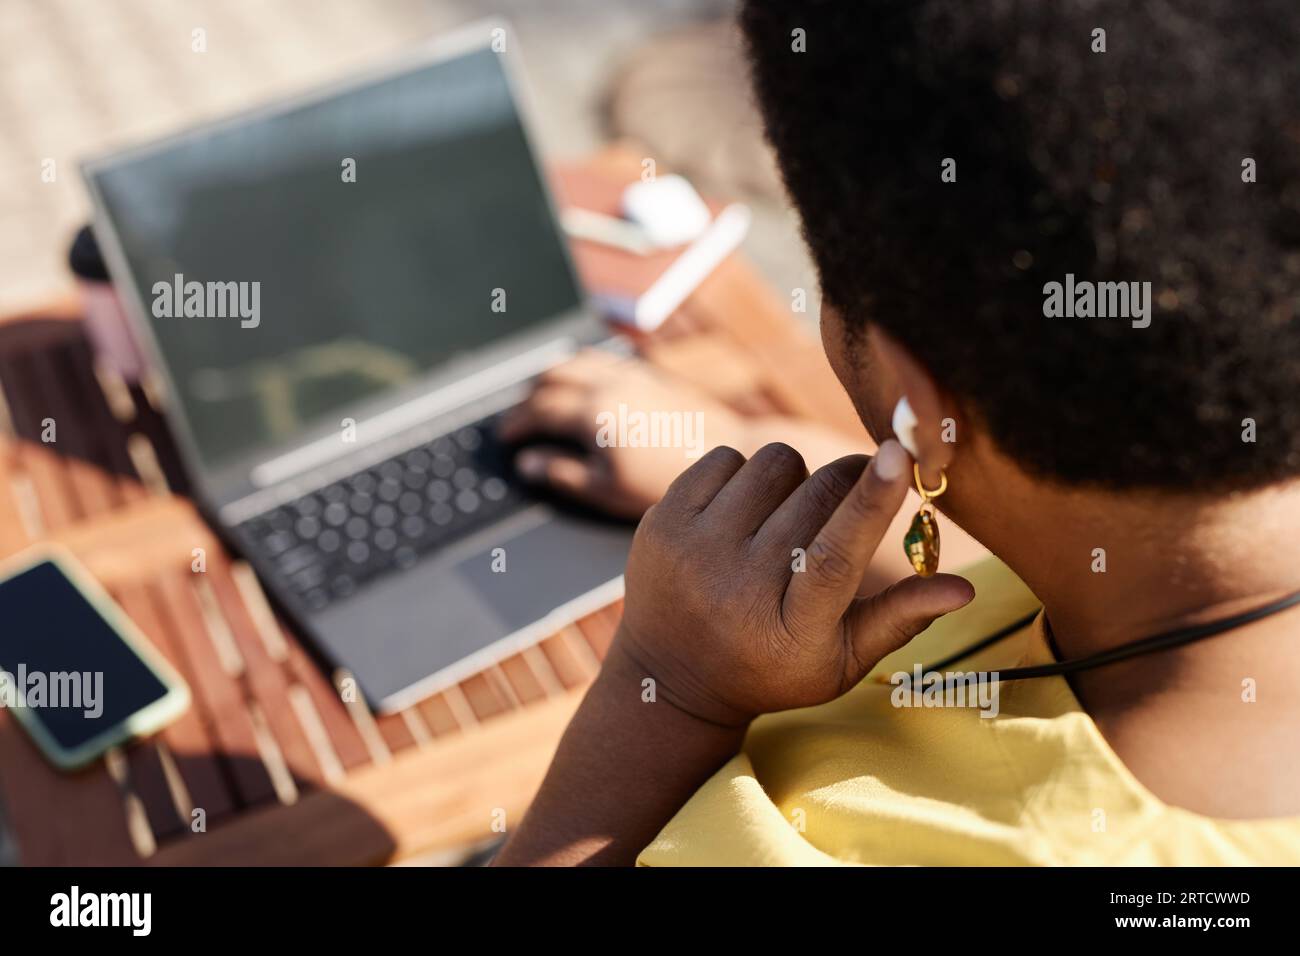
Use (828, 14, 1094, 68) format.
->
(0, 0, 817, 323)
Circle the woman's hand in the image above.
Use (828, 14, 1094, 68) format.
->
(494, 437, 975, 865)
(497, 350, 750, 520)
(612, 439, 976, 727)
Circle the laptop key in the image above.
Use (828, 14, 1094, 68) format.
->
(263, 530, 295, 556)
(455, 427, 482, 452)
(294, 495, 322, 518)
(292, 565, 327, 591)
(278, 545, 321, 576)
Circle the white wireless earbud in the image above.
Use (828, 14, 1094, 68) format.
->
(891, 396, 920, 457)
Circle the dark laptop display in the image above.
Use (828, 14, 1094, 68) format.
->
(90, 46, 582, 470)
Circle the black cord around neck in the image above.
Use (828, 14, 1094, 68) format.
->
(917, 589, 1300, 682)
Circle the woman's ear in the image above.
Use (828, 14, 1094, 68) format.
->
(870, 326, 958, 483)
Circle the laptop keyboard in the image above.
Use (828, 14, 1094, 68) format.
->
(236, 414, 528, 611)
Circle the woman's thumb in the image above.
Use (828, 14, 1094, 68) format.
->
(847, 573, 975, 674)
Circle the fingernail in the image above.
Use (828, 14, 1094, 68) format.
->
(873, 439, 909, 482)
(516, 451, 546, 480)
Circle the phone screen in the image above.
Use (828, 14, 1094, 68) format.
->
(0, 560, 171, 752)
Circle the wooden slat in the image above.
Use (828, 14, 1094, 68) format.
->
(458, 673, 512, 721)
(114, 583, 236, 824)
(280, 623, 373, 773)
(0, 348, 79, 531)
(575, 601, 622, 661)
(28, 345, 119, 517)
(415, 694, 462, 738)
(374, 713, 417, 753)
(539, 628, 600, 689)
(9, 442, 77, 532)
(496, 654, 548, 707)
(66, 335, 150, 505)
(203, 559, 328, 788)
(125, 383, 190, 495)
(521, 644, 568, 698)
(124, 741, 188, 842)
(0, 439, 33, 560)
(152, 571, 278, 808)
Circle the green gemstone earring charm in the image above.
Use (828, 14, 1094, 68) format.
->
(904, 463, 947, 577)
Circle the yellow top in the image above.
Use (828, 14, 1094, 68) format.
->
(638, 557, 1300, 865)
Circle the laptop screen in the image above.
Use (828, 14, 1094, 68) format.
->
(87, 46, 583, 472)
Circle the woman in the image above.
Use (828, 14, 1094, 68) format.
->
(495, 0, 1300, 865)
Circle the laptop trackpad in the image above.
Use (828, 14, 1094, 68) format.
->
(457, 515, 632, 634)
(310, 511, 631, 710)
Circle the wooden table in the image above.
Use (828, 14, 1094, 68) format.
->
(0, 149, 862, 865)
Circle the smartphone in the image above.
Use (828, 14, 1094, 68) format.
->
(0, 545, 190, 770)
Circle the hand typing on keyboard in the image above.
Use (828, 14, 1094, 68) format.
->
(498, 350, 864, 521)
(497, 350, 751, 520)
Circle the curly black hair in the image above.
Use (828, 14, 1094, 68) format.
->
(740, 0, 1300, 490)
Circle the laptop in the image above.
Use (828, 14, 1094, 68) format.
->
(82, 22, 634, 713)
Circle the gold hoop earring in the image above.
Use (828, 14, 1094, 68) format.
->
(904, 463, 947, 577)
